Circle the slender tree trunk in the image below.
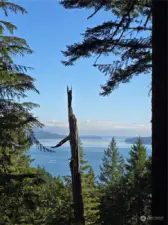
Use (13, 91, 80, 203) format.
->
(67, 88, 85, 225)
(152, 1, 168, 224)
(52, 88, 85, 225)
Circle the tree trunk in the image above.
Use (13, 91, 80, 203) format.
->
(52, 88, 85, 225)
(152, 1, 168, 224)
(67, 88, 85, 225)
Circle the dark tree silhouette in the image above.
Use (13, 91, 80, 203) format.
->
(152, 0, 167, 224)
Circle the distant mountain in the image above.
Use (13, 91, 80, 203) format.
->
(80, 135, 102, 139)
(35, 131, 65, 139)
(35, 130, 102, 140)
(125, 137, 151, 145)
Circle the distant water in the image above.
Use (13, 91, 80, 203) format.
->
(27, 137, 152, 178)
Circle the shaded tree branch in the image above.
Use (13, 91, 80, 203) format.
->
(87, 3, 103, 20)
(51, 135, 70, 148)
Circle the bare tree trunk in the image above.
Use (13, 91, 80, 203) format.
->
(152, 1, 168, 224)
(52, 87, 85, 225)
(67, 87, 85, 225)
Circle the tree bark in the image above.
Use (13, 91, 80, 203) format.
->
(51, 88, 85, 225)
(152, 1, 168, 224)
(67, 87, 85, 225)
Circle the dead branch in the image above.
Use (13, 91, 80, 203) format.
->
(51, 135, 70, 148)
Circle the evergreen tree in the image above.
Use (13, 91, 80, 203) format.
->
(60, 0, 152, 95)
(98, 137, 125, 225)
(79, 140, 91, 174)
(143, 156, 152, 216)
(36, 173, 73, 225)
(0, 146, 46, 224)
(80, 142, 100, 224)
(11, 166, 73, 225)
(124, 137, 151, 224)
(0, 0, 49, 181)
(98, 137, 151, 225)
(60, 1, 167, 221)
(99, 137, 125, 186)
(126, 137, 147, 181)
(0, 1, 51, 223)
(82, 167, 100, 224)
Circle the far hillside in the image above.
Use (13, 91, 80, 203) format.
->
(125, 137, 151, 145)
(35, 130, 102, 140)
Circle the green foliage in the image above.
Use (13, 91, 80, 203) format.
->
(0, 0, 51, 176)
(0, 144, 45, 224)
(0, 2, 152, 224)
(79, 142, 100, 224)
(31, 169, 72, 225)
(99, 137, 125, 187)
(126, 137, 147, 181)
(98, 137, 126, 224)
(60, 0, 152, 95)
(0, 1, 27, 16)
(0, 1, 52, 224)
(99, 137, 151, 225)
(79, 140, 92, 174)
(124, 137, 151, 224)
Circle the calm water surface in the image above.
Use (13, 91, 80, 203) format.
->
(27, 137, 152, 177)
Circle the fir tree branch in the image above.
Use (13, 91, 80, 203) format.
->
(87, 3, 104, 20)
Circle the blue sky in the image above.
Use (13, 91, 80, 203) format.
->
(5, 0, 151, 136)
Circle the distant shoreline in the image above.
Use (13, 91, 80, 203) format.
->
(35, 131, 151, 144)
(125, 137, 151, 145)
(35, 130, 103, 140)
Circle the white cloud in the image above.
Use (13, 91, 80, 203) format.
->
(42, 120, 151, 137)
(45, 120, 69, 128)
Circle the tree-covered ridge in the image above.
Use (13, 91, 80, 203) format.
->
(60, 0, 152, 95)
